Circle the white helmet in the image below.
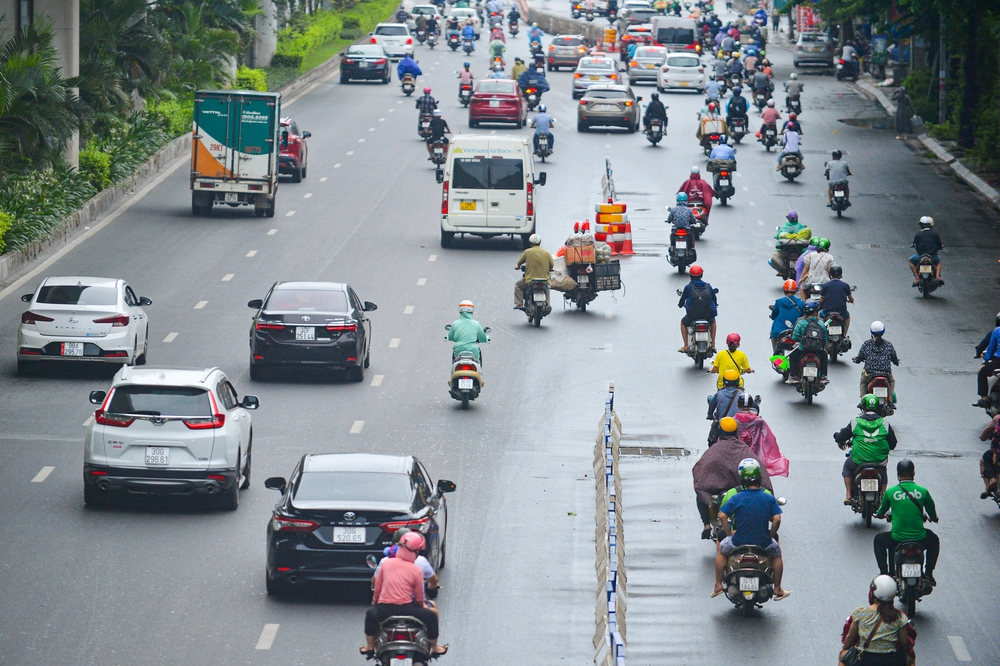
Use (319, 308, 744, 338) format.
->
(459, 300, 475, 313)
(766, 98, 775, 107)
(919, 215, 934, 228)
(789, 72, 797, 80)
(871, 575, 897, 602)
(538, 104, 547, 112)
(690, 166, 700, 175)
(529, 233, 541, 245)
(870, 320, 885, 336)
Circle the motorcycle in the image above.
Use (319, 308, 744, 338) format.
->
(791, 346, 826, 404)
(523, 276, 551, 326)
(448, 33, 461, 50)
(418, 112, 433, 139)
(400, 73, 416, 96)
(427, 31, 437, 49)
(893, 539, 933, 617)
(364, 556, 446, 664)
(463, 38, 475, 55)
(524, 88, 541, 111)
(667, 226, 695, 273)
(533, 132, 552, 162)
(828, 181, 851, 216)
(759, 123, 778, 151)
(444, 324, 489, 409)
(773, 239, 808, 281)
(458, 82, 473, 107)
(416, 28, 427, 44)
(509, 19, 519, 36)
(787, 94, 801, 114)
(529, 39, 543, 57)
(688, 199, 709, 238)
(721, 498, 786, 616)
(864, 373, 896, 417)
(702, 133, 722, 156)
(432, 137, 447, 183)
(729, 116, 747, 143)
(823, 311, 852, 363)
(915, 254, 942, 298)
(585, 9, 594, 20)
(713, 167, 735, 206)
(779, 153, 804, 182)
(491, 56, 505, 71)
(646, 117, 665, 146)
(571, 3, 582, 18)
(836, 58, 859, 81)
(677, 294, 713, 369)
(847, 457, 884, 527)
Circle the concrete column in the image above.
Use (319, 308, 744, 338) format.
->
(251, 0, 278, 68)
(35, 0, 80, 168)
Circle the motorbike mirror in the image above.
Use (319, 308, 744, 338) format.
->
(483, 326, 491, 333)
(444, 324, 452, 331)
(776, 497, 787, 506)
(264, 476, 287, 492)
(89, 390, 107, 405)
(675, 289, 683, 297)
(851, 285, 858, 291)
(366, 554, 378, 569)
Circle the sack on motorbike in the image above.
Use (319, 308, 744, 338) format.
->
(595, 242, 612, 264)
(549, 274, 578, 292)
(706, 158, 736, 173)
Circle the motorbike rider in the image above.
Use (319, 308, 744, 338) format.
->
(667, 192, 696, 251)
(708, 370, 744, 435)
(853, 320, 900, 402)
(757, 98, 781, 139)
(507, 5, 521, 26)
(487, 63, 507, 79)
(704, 76, 723, 104)
(447, 300, 489, 363)
(710, 333, 753, 389)
(787, 300, 829, 383)
(445, 15, 461, 40)
(514, 234, 553, 310)
(775, 128, 802, 168)
(725, 86, 749, 132)
(825, 149, 852, 207)
(783, 72, 803, 110)
(488, 34, 506, 60)
(874, 459, 940, 586)
(678, 264, 718, 352)
(510, 56, 527, 81)
(819, 264, 854, 337)
(490, 24, 505, 43)
(978, 413, 1000, 498)
(457, 61, 476, 88)
(678, 166, 716, 215)
(768, 211, 810, 275)
(974, 312, 1000, 408)
(425, 14, 440, 38)
(696, 102, 729, 152)
(415, 13, 429, 36)
(834, 394, 898, 503)
(841, 41, 859, 77)
(769, 279, 805, 353)
(529, 104, 555, 152)
(362, 532, 448, 658)
(461, 20, 476, 49)
(425, 110, 450, 159)
(397, 54, 423, 82)
(908, 215, 944, 285)
(713, 457, 788, 600)
(742, 51, 759, 75)
(750, 67, 771, 106)
(415, 86, 437, 118)
(373, 528, 440, 599)
(528, 22, 543, 48)
(707, 136, 737, 174)
(799, 237, 833, 296)
(782, 112, 803, 135)
(517, 66, 550, 99)
(840, 576, 914, 664)
(643, 92, 668, 132)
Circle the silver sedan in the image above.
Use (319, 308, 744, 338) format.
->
(572, 56, 623, 99)
(628, 45, 667, 85)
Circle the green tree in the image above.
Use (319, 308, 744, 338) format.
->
(159, 1, 243, 91)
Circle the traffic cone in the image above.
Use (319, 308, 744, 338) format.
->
(619, 220, 635, 255)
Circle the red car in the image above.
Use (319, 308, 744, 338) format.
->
(278, 117, 311, 183)
(468, 79, 527, 128)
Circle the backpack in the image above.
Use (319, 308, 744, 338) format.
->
(800, 317, 825, 351)
(731, 97, 748, 114)
(688, 282, 714, 319)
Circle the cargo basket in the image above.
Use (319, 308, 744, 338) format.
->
(594, 260, 621, 292)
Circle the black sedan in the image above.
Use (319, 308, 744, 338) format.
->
(248, 281, 376, 381)
(264, 453, 456, 594)
(340, 44, 391, 84)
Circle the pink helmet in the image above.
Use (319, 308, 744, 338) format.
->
(399, 531, 426, 553)
(726, 332, 741, 346)
(423, 87, 432, 94)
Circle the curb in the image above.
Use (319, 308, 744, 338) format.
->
(856, 78, 1000, 211)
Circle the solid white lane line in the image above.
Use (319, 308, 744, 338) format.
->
(347, 150, 354, 155)
(286, 210, 296, 216)
(319, 176, 328, 182)
(0, 154, 188, 304)
(334, 163, 341, 168)
(371, 375, 384, 387)
(303, 193, 313, 198)
(948, 636, 972, 661)
(255, 624, 280, 650)
(267, 229, 277, 235)
(350, 420, 365, 434)
(194, 301, 208, 309)
(163, 332, 179, 343)
(83, 416, 94, 427)
(222, 274, 234, 282)
(428, 255, 437, 262)
(605, 343, 613, 353)
(417, 278, 427, 286)
(404, 305, 415, 314)
(389, 338, 400, 348)
(31, 466, 55, 483)
(246, 250, 257, 257)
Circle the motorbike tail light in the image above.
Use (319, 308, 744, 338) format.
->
(256, 322, 285, 331)
(838, 59, 845, 64)
(272, 514, 320, 532)
(457, 364, 476, 372)
(21, 311, 54, 324)
(676, 228, 687, 238)
(860, 469, 880, 479)
(739, 555, 760, 564)
(695, 323, 709, 332)
(380, 517, 431, 533)
(526, 181, 533, 216)
(326, 323, 358, 332)
(900, 545, 922, 557)
(442, 181, 449, 214)
(390, 629, 417, 642)
(93, 314, 130, 327)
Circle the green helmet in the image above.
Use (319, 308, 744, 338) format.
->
(816, 237, 831, 250)
(738, 458, 761, 484)
(861, 394, 879, 411)
(808, 237, 819, 247)
(392, 527, 412, 544)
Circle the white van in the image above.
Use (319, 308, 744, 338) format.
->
(650, 16, 700, 53)
(440, 135, 546, 248)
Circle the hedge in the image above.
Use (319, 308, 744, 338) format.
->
(79, 148, 112, 191)
(148, 96, 195, 138)
(275, 10, 344, 66)
(0, 211, 12, 255)
(0, 170, 97, 252)
(236, 66, 268, 91)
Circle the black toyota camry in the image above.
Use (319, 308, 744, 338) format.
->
(248, 281, 376, 381)
(264, 453, 456, 594)
(340, 44, 391, 83)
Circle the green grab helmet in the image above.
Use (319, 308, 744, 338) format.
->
(808, 236, 819, 247)
(861, 394, 879, 412)
(738, 458, 761, 484)
(816, 237, 831, 250)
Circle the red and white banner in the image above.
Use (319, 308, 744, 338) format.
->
(796, 6, 817, 32)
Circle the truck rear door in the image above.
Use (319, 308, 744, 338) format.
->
(193, 94, 234, 179)
(233, 95, 278, 182)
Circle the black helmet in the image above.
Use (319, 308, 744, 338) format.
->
(897, 459, 915, 479)
(832, 149, 842, 160)
(651, 92, 659, 100)
(830, 264, 843, 279)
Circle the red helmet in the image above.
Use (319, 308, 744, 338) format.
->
(689, 264, 704, 278)
(726, 332, 741, 346)
(782, 279, 797, 292)
(708, 102, 717, 110)
(789, 112, 797, 120)
(423, 87, 432, 94)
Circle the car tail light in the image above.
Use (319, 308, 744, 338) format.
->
(406, 37, 413, 44)
(370, 37, 377, 43)
(661, 66, 669, 72)
(379, 517, 431, 533)
(95, 390, 134, 428)
(625, 100, 632, 106)
(326, 323, 358, 332)
(207, 475, 226, 482)
(272, 514, 320, 532)
(21, 311, 54, 324)
(609, 73, 617, 80)
(183, 391, 225, 430)
(93, 314, 130, 327)
(256, 322, 285, 331)
(374, 58, 386, 65)
(574, 72, 582, 78)
(90, 470, 107, 476)
(441, 181, 449, 214)
(580, 99, 587, 105)
(104, 351, 128, 358)
(698, 67, 704, 73)
(344, 59, 355, 65)
(19, 348, 41, 355)
(548, 44, 554, 51)
(526, 181, 533, 217)
(629, 60, 638, 67)
(578, 46, 586, 53)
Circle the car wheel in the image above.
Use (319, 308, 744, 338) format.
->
(364, 349, 370, 368)
(348, 364, 365, 383)
(341, 74, 349, 84)
(521, 233, 533, 249)
(265, 206, 275, 218)
(301, 164, 307, 179)
(17, 359, 36, 377)
(265, 571, 286, 596)
(441, 230, 454, 248)
(628, 121, 637, 133)
(240, 435, 252, 490)
(547, 63, 553, 71)
(219, 468, 240, 510)
(136, 333, 148, 366)
(438, 537, 447, 569)
(291, 167, 302, 183)
(793, 61, 799, 67)
(249, 360, 267, 381)
(577, 121, 587, 132)
(84, 485, 107, 507)
(469, 119, 478, 128)
(521, 117, 527, 128)
(254, 207, 266, 217)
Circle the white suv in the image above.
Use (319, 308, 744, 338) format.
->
(371, 23, 413, 59)
(84, 367, 259, 510)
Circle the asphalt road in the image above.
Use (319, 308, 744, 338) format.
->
(0, 5, 998, 665)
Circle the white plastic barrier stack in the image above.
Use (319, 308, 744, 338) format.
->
(594, 383, 626, 666)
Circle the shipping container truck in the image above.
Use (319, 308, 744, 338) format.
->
(190, 90, 281, 217)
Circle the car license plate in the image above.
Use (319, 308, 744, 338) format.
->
(873, 386, 888, 398)
(590, 75, 600, 81)
(359, 61, 369, 68)
(577, 275, 589, 284)
(333, 526, 366, 543)
(458, 377, 474, 390)
(835, 190, 845, 197)
(919, 265, 932, 274)
(296, 326, 316, 341)
(695, 332, 709, 341)
(719, 179, 729, 186)
(489, 100, 500, 107)
(860, 478, 880, 492)
(828, 326, 842, 335)
(645, 63, 655, 69)
(145, 446, 169, 465)
(675, 241, 687, 249)
(802, 366, 818, 377)
(460, 201, 476, 210)
(533, 292, 547, 302)
(391, 658, 413, 666)
(901, 563, 922, 578)
(598, 104, 612, 111)
(225, 192, 238, 203)
(679, 81, 689, 87)
(739, 577, 759, 592)
(61, 342, 84, 356)
(809, 46, 822, 52)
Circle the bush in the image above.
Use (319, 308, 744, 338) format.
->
(275, 10, 344, 71)
(236, 66, 268, 91)
(340, 28, 363, 40)
(79, 148, 112, 191)
(0, 210, 12, 255)
(0, 169, 97, 252)
(148, 96, 195, 138)
(270, 53, 304, 69)
(342, 17, 361, 29)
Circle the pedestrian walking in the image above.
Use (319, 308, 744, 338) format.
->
(892, 87, 914, 139)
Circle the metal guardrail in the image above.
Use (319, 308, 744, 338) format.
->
(594, 383, 626, 666)
(601, 157, 617, 202)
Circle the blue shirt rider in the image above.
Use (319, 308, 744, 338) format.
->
(530, 106, 555, 150)
(705, 78, 723, 101)
(517, 67, 550, 94)
(528, 24, 543, 44)
(710, 142, 736, 160)
(397, 55, 422, 80)
(461, 23, 476, 43)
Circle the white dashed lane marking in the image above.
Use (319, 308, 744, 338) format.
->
(222, 274, 234, 282)
(742, 186, 749, 191)
(350, 420, 365, 434)
(285, 210, 296, 216)
(319, 176, 328, 181)
(371, 375, 384, 387)
(255, 624, 280, 650)
(347, 150, 354, 155)
(748, 201, 757, 207)
(604, 311, 613, 319)
(948, 636, 972, 661)
(417, 278, 427, 286)
(428, 255, 437, 262)
(246, 250, 257, 257)
(303, 193, 312, 198)
(379, 117, 385, 122)
(334, 163, 341, 168)
(194, 301, 208, 309)
(163, 332, 179, 343)
(389, 338, 401, 348)
(31, 466, 54, 483)
(404, 305, 415, 314)
(267, 229, 277, 235)
(358, 138, 365, 143)
(369, 128, 375, 132)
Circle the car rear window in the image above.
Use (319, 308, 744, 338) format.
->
(266, 289, 349, 312)
(628, 10, 657, 21)
(37, 285, 118, 306)
(413, 6, 436, 13)
(293, 472, 412, 504)
(800, 33, 828, 42)
(452, 157, 524, 190)
(635, 47, 665, 58)
(579, 58, 613, 69)
(667, 56, 700, 67)
(586, 89, 628, 99)
(477, 80, 516, 93)
(656, 27, 695, 44)
(375, 25, 408, 35)
(348, 45, 384, 56)
(553, 36, 583, 46)
(108, 386, 211, 417)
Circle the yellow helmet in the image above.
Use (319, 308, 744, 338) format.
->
(723, 369, 740, 386)
(719, 417, 738, 433)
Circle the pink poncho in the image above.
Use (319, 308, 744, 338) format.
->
(734, 411, 789, 477)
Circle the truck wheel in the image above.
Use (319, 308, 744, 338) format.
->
(254, 207, 265, 217)
(301, 165, 307, 179)
(292, 168, 302, 183)
(265, 201, 275, 218)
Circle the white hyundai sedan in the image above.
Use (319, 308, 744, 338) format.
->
(657, 53, 707, 93)
(17, 276, 151, 375)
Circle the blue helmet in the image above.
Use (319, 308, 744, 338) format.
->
(733, 86, 743, 95)
(804, 300, 820, 314)
(463, 61, 470, 67)
(676, 192, 688, 203)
